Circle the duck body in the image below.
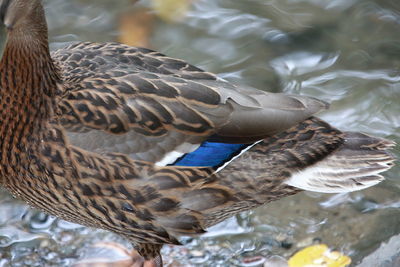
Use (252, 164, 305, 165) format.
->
(0, 0, 395, 264)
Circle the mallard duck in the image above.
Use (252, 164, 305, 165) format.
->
(0, 0, 395, 266)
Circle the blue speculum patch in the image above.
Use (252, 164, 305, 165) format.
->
(172, 141, 250, 168)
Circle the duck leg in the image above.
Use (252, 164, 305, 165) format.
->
(135, 243, 164, 267)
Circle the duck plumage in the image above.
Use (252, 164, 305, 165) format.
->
(0, 0, 395, 265)
(53, 41, 328, 163)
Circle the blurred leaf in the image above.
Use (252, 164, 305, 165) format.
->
(151, 0, 192, 22)
(118, 8, 154, 47)
(288, 244, 351, 267)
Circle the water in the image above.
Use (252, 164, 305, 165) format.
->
(0, 0, 399, 266)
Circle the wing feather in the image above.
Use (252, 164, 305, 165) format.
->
(53, 42, 327, 161)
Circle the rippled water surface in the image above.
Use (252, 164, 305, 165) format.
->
(0, 0, 399, 266)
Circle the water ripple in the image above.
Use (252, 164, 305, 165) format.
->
(270, 51, 339, 76)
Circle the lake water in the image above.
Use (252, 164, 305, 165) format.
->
(0, 0, 399, 266)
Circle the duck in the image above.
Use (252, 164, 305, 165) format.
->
(0, 0, 395, 266)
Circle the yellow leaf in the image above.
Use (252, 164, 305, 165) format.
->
(288, 244, 351, 267)
(151, 0, 191, 22)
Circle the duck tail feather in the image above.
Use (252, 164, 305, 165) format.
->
(285, 131, 395, 193)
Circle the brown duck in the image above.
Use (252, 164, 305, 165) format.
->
(0, 0, 395, 266)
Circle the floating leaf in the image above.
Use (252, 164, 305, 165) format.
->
(288, 244, 351, 267)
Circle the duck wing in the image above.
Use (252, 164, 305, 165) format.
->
(52, 42, 327, 163)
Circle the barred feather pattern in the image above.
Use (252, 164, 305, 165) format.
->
(53, 42, 222, 136)
(0, 0, 395, 262)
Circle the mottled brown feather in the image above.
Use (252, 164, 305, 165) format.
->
(0, 0, 395, 263)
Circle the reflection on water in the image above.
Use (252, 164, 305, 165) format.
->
(0, 0, 399, 266)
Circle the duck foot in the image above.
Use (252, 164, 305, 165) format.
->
(73, 242, 163, 267)
(131, 250, 163, 267)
